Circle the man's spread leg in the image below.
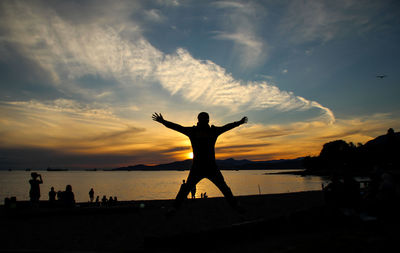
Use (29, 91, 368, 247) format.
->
(208, 170, 238, 208)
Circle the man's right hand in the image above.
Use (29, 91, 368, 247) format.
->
(152, 112, 164, 123)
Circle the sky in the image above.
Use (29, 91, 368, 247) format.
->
(1, 0, 400, 169)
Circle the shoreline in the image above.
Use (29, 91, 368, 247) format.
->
(1, 190, 397, 252)
(1, 191, 323, 218)
(1, 191, 324, 252)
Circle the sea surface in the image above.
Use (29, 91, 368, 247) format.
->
(0, 170, 327, 203)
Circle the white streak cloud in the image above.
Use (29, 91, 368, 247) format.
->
(1, 1, 162, 84)
(157, 48, 335, 123)
(212, 1, 267, 68)
(5, 99, 116, 120)
(144, 9, 165, 23)
(0, 0, 335, 124)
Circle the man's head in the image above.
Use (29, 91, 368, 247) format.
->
(197, 112, 209, 124)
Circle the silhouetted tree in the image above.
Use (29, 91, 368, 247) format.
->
(302, 128, 400, 176)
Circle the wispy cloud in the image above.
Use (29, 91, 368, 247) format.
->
(156, 48, 335, 123)
(157, 0, 180, 7)
(5, 99, 116, 119)
(212, 1, 267, 68)
(216, 143, 271, 153)
(213, 1, 247, 10)
(0, 1, 334, 124)
(144, 9, 165, 23)
(212, 31, 265, 68)
(213, 32, 263, 51)
(279, 0, 385, 44)
(0, 99, 145, 151)
(88, 126, 146, 142)
(0, 1, 162, 87)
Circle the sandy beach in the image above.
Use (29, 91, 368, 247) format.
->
(0, 191, 398, 252)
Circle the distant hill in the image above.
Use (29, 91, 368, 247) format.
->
(364, 131, 400, 148)
(302, 128, 400, 176)
(113, 157, 304, 171)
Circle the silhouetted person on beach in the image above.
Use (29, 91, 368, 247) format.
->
(102, 195, 107, 206)
(191, 185, 196, 199)
(152, 112, 248, 212)
(57, 190, 63, 201)
(62, 185, 75, 207)
(49, 187, 56, 203)
(29, 172, 43, 205)
(181, 180, 187, 199)
(89, 188, 94, 202)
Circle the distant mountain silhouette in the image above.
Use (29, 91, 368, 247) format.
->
(113, 158, 304, 171)
(114, 159, 193, 171)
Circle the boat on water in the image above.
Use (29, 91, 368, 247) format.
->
(47, 168, 68, 171)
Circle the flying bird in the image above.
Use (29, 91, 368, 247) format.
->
(376, 75, 387, 79)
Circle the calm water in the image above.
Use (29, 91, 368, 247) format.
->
(0, 170, 327, 203)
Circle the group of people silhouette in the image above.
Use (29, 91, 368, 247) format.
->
(323, 167, 398, 218)
(89, 188, 118, 206)
(181, 179, 208, 199)
(28, 172, 120, 208)
(181, 180, 197, 199)
(29, 172, 76, 207)
(89, 189, 118, 206)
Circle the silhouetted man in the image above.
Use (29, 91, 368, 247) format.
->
(152, 112, 247, 211)
(191, 185, 196, 199)
(29, 172, 43, 205)
(89, 188, 94, 202)
(63, 185, 75, 208)
(49, 187, 56, 203)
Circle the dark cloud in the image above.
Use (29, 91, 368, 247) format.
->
(161, 146, 191, 154)
(0, 43, 63, 100)
(219, 152, 277, 162)
(216, 143, 271, 152)
(315, 129, 362, 141)
(242, 129, 294, 139)
(88, 126, 146, 142)
(0, 146, 168, 170)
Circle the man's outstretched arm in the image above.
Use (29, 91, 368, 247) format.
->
(217, 116, 248, 135)
(152, 112, 189, 135)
